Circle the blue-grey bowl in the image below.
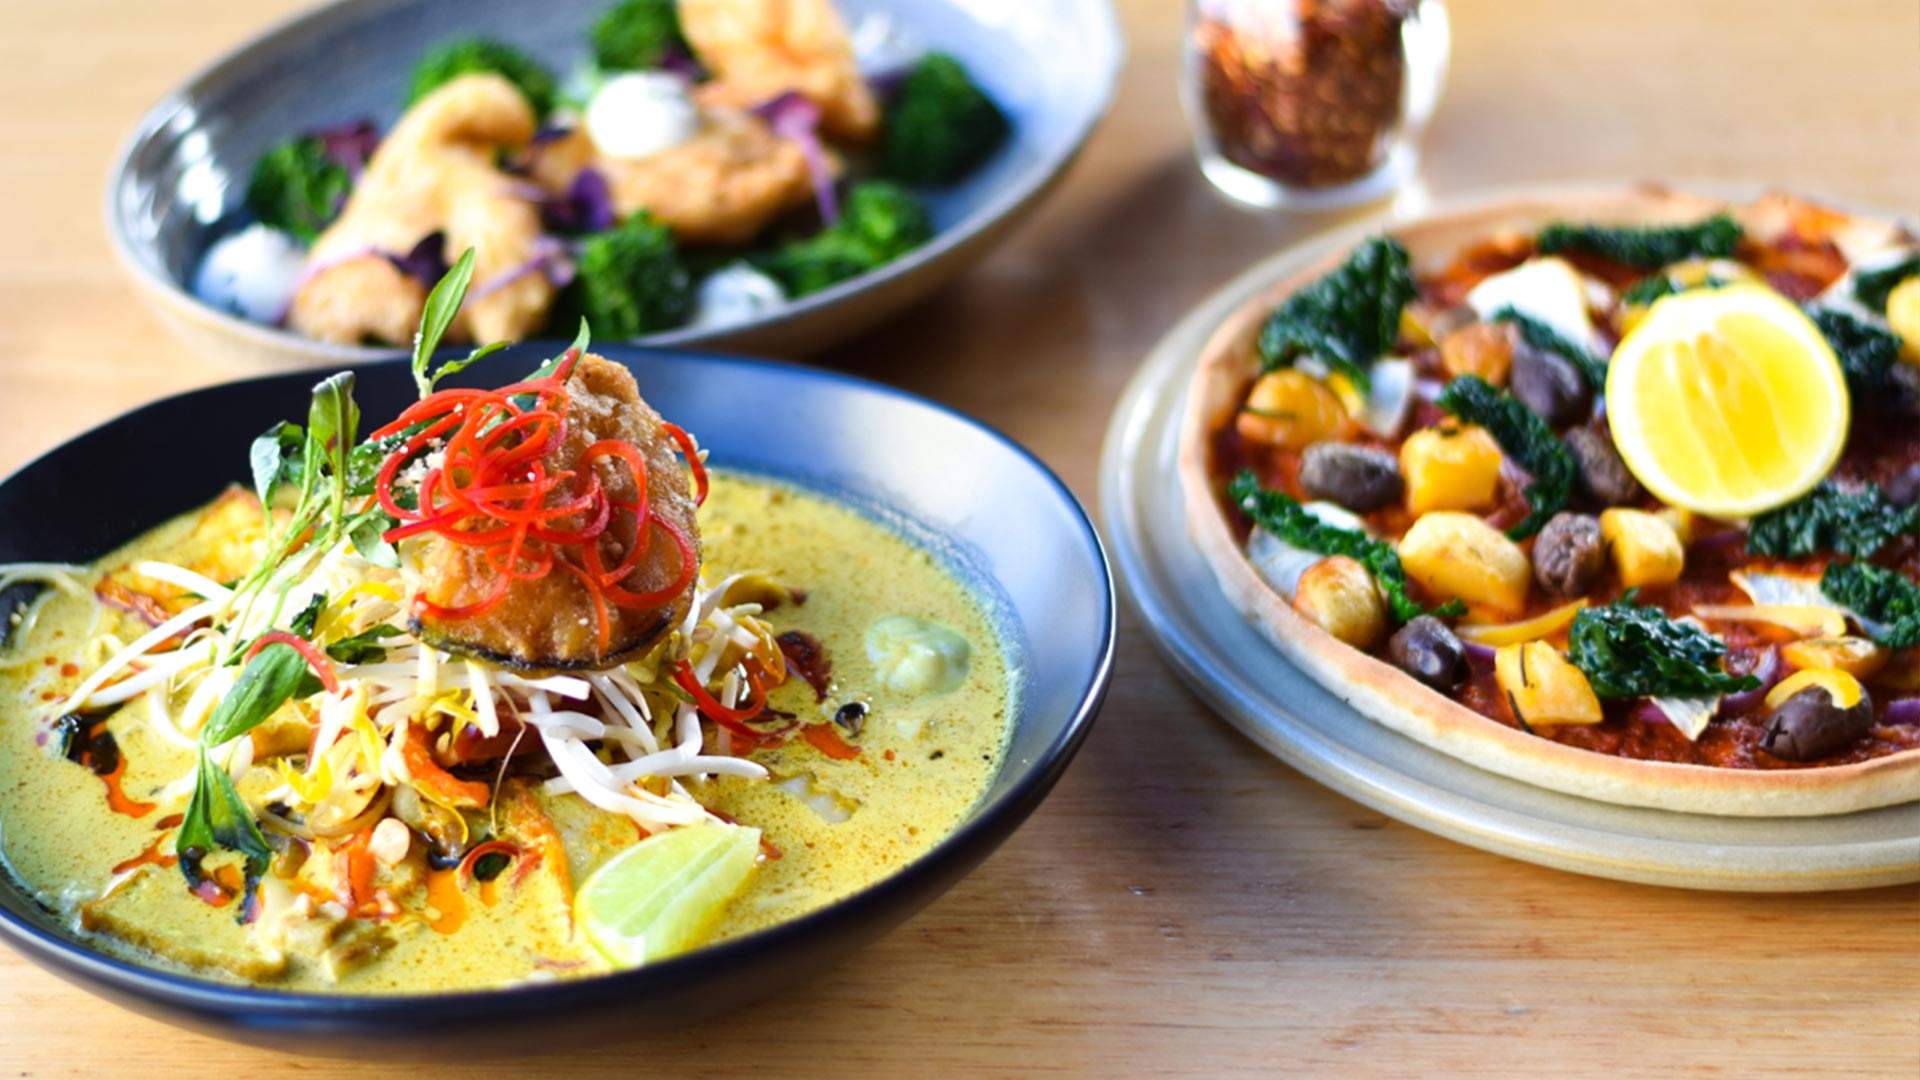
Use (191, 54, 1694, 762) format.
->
(0, 343, 1113, 1051)
(106, 0, 1124, 369)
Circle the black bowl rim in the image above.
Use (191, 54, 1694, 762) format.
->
(102, 0, 1126, 359)
(0, 345, 1115, 1022)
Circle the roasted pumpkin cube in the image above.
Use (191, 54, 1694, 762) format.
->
(1599, 508, 1684, 588)
(1399, 423, 1502, 516)
(1495, 641, 1603, 727)
(1398, 511, 1532, 617)
(1235, 370, 1349, 449)
(1439, 322, 1515, 386)
(1293, 555, 1388, 649)
(1778, 638, 1888, 681)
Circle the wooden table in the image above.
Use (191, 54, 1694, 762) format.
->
(2, 0, 1917, 1074)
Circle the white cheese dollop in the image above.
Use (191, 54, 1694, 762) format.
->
(586, 72, 699, 161)
(192, 224, 307, 323)
(692, 263, 787, 328)
(1467, 256, 1603, 358)
(865, 615, 971, 696)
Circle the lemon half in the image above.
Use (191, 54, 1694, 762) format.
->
(1605, 285, 1848, 518)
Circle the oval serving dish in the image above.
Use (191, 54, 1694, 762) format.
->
(106, 0, 1123, 369)
(0, 344, 1114, 1050)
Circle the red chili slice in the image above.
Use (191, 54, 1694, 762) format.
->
(245, 631, 340, 694)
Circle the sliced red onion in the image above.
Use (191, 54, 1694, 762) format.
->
(754, 91, 836, 224)
(1885, 698, 1920, 725)
(1461, 639, 1496, 676)
(1628, 700, 1669, 727)
(1719, 646, 1781, 716)
(388, 231, 448, 285)
(313, 119, 380, 178)
(466, 236, 575, 304)
(657, 48, 705, 82)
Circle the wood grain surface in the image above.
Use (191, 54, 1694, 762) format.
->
(1, 0, 1916, 1075)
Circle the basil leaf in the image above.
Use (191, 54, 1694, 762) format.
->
(426, 340, 509, 395)
(308, 372, 360, 480)
(288, 592, 327, 639)
(349, 513, 401, 569)
(177, 744, 271, 893)
(200, 642, 312, 747)
(325, 624, 404, 665)
(412, 248, 479, 398)
(249, 421, 302, 508)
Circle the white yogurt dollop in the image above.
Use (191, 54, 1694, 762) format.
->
(192, 224, 308, 324)
(692, 263, 787, 329)
(865, 615, 971, 696)
(586, 72, 700, 160)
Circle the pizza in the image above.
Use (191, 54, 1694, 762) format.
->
(1179, 187, 1920, 816)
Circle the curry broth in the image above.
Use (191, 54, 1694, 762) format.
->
(0, 472, 1011, 991)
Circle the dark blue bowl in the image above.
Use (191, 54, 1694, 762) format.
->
(0, 344, 1112, 1052)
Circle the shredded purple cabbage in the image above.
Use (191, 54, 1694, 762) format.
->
(753, 91, 837, 224)
(657, 47, 707, 82)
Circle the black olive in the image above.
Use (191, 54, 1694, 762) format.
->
(833, 701, 867, 738)
(1886, 461, 1920, 508)
(1563, 425, 1642, 507)
(1509, 339, 1593, 428)
(1760, 685, 1874, 762)
(1532, 512, 1605, 596)
(1299, 442, 1404, 512)
(1386, 615, 1468, 691)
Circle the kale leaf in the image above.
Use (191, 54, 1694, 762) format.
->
(1489, 306, 1607, 388)
(1257, 235, 1415, 392)
(1535, 213, 1742, 269)
(1229, 470, 1461, 623)
(1810, 307, 1902, 402)
(1435, 375, 1576, 540)
(1852, 254, 1920, 314)
(1620, 272, 1730, 306)
(1748, 482, 1918, 559)
(1568, 593, 1760, 699)
(1820, 562, 1920, 649)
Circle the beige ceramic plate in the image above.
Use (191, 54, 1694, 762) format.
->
(1097, 188, 1920, 892)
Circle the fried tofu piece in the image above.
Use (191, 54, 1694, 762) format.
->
(80, 868, 288, 981)
(679, 0, 880, 143)
(414, 355, 701, 670)
(531, 108, 820, 244)
(289, 74, 550, 346)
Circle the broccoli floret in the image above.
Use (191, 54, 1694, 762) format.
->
(755, 182, 933, 297)
(592, 0, 687, 71)
(245, 137, 351, 244)
(881, 53, 1008, 185)
(408, 38, 557, 117)
(566, 212, 694, 339)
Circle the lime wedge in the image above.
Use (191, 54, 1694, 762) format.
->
(575, 821, 761, 968)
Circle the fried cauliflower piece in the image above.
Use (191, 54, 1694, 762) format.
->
(414, 355, 701, 670)
(288, 74, 551, 346)
(531, 107, 821, 244)
(679, 0, 880, 143)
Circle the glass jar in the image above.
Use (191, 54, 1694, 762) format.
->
(1184, 0, 1450, 210)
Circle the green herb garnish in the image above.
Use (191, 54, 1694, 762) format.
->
(1435, 375, 1575, 540)
(1535, 213, 1742, 269)
(1853, 255, 1920, 314)
(1228, 470, 1463, 623)
(325, 624, 405, 665)
(1489, 306, 1607, 388)
(1810, 307, 1902, 402)
(1568, 592, 1760, 699)
(176, 744, 272, 898)
(1820, 562, 1920, 649)
(1748, 482, 1918, 560)
(411, 247, 509, 398)
(1256, 235, 1415, 393)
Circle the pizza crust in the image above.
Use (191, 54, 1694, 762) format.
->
(1177, 184, 1920, 817)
